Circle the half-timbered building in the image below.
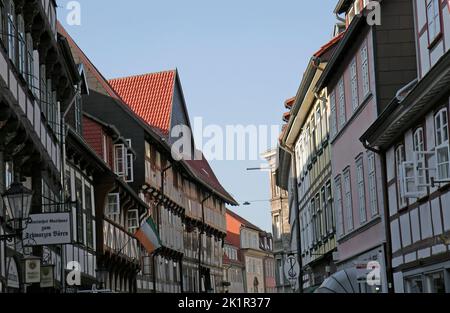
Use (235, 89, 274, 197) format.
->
(361, 0, 450, 293)
(0, 0, 79, 293)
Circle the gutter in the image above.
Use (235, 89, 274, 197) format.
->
(361, 137, 394, 293)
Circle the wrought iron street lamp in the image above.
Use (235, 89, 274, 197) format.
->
(0, 182, 33, 242)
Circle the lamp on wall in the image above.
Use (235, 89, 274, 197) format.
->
(0, 182, 33, 242)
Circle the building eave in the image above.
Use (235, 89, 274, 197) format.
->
(361, 50, 450, 150)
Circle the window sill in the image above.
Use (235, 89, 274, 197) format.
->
(330, 92, 373, 145)
(428, 33, 443, 51)
(337, 216, 382, 243)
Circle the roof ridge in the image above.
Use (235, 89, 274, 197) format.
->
(109, 69, 177, 82)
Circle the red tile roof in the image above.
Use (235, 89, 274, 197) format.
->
(313, 32, 345, 58)
(58, 23, 237, 206)
(110, 73, 237, 205)
(109, 71, 176, 135)
(227, 209, 262, 233)
(284, 97, 295, 109)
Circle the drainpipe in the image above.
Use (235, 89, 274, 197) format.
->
(60, 89, 81, 293)
(362, 141, 394, 294)
(280, 145, 303, 293)
(199, 193, 212, 293)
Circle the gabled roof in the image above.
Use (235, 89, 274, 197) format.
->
(58, 23, 237, 206)
(313, 32, 345, 58)
(57, 22, 121, 100)
(109, 71, 176, 135)
(226, 209, 262, 233)
(109, 72, 237, 205)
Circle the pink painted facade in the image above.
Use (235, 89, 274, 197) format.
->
(327, 26, 388, 292)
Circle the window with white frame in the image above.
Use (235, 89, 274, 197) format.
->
(326, 181, 334, 234)
(127, 209, 139, 234)
(321, 100, 328, 140)
(344, 169, 353, 231)
(74, 94, 82, 134)
(330, 92, 337, 137)
(321, 187, 327, 236)
(351, 58, 359, 111)
(125, 139, 134, 182)
(396, 145, 408, 208)
(7, 1, 15, 65)
(17, 14, 25, 78)
(273, 214, 281, 240)
(426, 0, 442, 43)
(102, 133, 109, 164)
(5, 161, 13, 189)
(106, 193, 120, 217)
(311, 198, 317, 244)
(26, 33, 34, 89)
(361, 45, 370, 96)
(295, 141, 302, 179)
(413, 127, 428, 195)
(316, 193, 323, 239)
(305, 123, 310, 163)
(114, 144, 126, 178)
(310, 116, 316, 154)
(367, 152, 378, 217)
(316, 104, 322, 145)
(356, 157, 366, 224)
(334, 176, 344, 237)
(0, 1, 5, 45)
(338, 79, 346, 128)
(435, 109, 450, 182)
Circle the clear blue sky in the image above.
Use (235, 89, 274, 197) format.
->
(57, 0, 337, 232)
